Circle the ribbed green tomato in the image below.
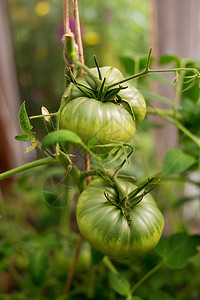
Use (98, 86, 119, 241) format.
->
(59, 97, 136, 152)
(59, 67, 146, 152)
(76, 178, 164, 257)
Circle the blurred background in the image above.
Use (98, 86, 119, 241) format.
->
(0, 0, 200, 298)
(0, 0, 200, 172)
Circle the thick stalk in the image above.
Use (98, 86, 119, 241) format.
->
(0, 158, 58, 181)
(75, 60, 102, 87)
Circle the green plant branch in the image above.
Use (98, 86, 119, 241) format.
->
(107, 48, 200, 89)
(0, 157, 58, 181)
(75, 59, 102, 87)
(103, 256, 118, 274)
(147, 107, 200, 148)
(29, 112, 58, 119)
(129, 260, 164, 296)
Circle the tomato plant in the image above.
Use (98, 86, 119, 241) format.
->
(76, 177, 164, 257)
(1, 1, 200, 299)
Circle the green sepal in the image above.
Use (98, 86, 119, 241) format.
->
(128, 177, 159, 208)
(103, 86, 127, 102)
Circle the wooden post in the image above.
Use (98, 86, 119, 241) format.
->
(0, 0, 24, 185)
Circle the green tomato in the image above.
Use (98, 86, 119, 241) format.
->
(76, 178, 164, 257)
(59, 67, 146, 152)
(59, 97, 136, 152)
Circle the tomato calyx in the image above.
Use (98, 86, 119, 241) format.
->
(104, 176, 160, 223)
(65, 66, 129, 104)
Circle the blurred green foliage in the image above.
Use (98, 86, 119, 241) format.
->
(1, 1, 199, 299)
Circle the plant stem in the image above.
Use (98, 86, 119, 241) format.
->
(29, 112, 58, 119)
(75, 60, 102, 86)
(0, 157, 58, 181)
(107, 48, 200, 89)
(147, 107, 200, 148)
(130, 261, 164, 296)
(103, 256, 118, 274)
(63, 234, 83, 294)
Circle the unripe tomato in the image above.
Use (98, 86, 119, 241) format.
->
(76, 178, 164, 257)
(59, 67, 146, 152)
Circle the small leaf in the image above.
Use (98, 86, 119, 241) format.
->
(41, 130, 83, 151)
(91, 247, 104, 265)
(108, 272, 130, 296)
(19, 101, 33, 134)
(15, 134, 29, 141)
(162, 149, 196, 176)
(155, 232, 200, 269)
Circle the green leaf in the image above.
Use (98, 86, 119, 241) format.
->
(139, 89, 175, 107)
(162, 149, 196, 176)
(159, 54, 181, 67)
(149, 290, 173, 300)
(41, 130, 83, 151)
(91, 247, 104, 264)
(108, 272, 130, 296)
(19, 101, 33, 134)
(132, 297, 143, 300)
(15, 134, 29, 141)
(155, 232, 200, 269)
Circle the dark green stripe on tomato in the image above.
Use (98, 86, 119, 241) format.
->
(76, 178, 164, 257)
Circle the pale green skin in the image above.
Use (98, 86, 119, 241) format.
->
(59, 97, 136, 151)
(59, 67, 146, 152)
(76, 178, 164, 257)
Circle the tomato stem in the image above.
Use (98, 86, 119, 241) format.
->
(75, 60, 102, 87)
(129, 261, 164, 296)
(106, 48, 200, 89)
(103, 256, 118, 274)
(147, 107, 200, 148)
(29, 112, 58, 119)
(0, 157, 58, 181)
